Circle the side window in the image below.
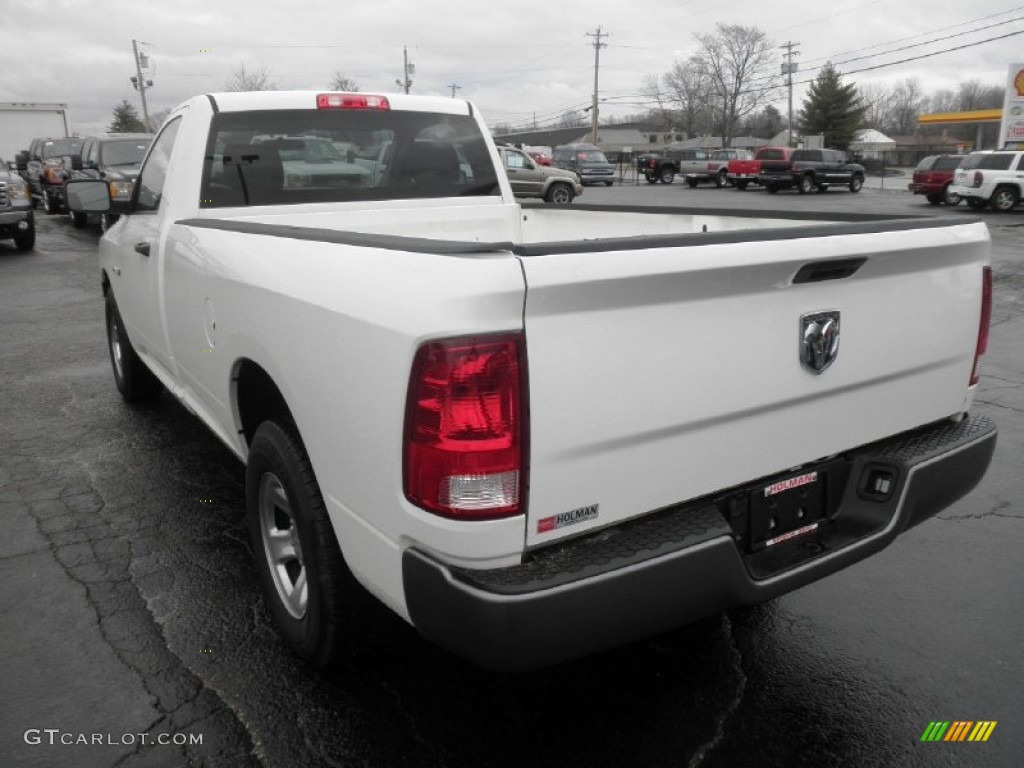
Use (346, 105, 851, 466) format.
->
(135, 117, 182, 212)
(1015, 154, 1024, 171)
(505, 151, 528, 170)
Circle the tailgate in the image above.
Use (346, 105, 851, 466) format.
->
(519, 221, 989, 546)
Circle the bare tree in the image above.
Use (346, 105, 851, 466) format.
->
(694, 24, 780, 147)
(329, 72, 360, 92)
(889, 78, 926, 135)
(147, 107, 173, 131)
(224, 64, 277, 92)
(662, 57, 714, 137)
(556, 109, 586, 129)
(957, 79, 1004, 111)
(858, 83, 898, 134)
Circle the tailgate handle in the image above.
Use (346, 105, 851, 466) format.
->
(134, 241, 151, 257)
(793, 257, 867, 284)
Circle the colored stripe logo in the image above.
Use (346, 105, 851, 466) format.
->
(920, 721, 997, 742)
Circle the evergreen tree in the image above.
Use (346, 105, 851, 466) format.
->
(798, 63, 865, 151)
(109, 100, 147, 133)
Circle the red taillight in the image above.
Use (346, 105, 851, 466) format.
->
(44, 167, 65, 183)
(316, 93, 390, 110)
(404, 334, 526, 519)
(972, 170, 983, 188)
(970, 266, 992, 386)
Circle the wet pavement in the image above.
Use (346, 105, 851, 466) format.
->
(2, 192, 1021, 767)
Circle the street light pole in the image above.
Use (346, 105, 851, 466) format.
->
(132, 39, 152, 131)
(780, 41, 800, 147)
(586, 26, 608, 144)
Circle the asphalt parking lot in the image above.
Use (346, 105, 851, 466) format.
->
(1, 183, 1021, 768)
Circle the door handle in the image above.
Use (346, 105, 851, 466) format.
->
(134, 241, 151, 257)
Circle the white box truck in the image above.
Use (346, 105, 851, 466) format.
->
(0, 102, 70, 160)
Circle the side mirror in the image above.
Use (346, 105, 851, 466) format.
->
(69, 154, 83, 171)
(65, 178, 111, 213)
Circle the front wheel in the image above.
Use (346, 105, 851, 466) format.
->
(14, 221, 35, 251)
(545, 182, 574, 205)
(715, 169, 728, 188)
(659, 168, 675, 184)
(943, 186, 961, 206)
(849, 175, 864, 193)
(797, 175, 813, 194)
(105, 291, 162, 403)
(247, 420, 354, 668)
(989, 186, 1019, 212)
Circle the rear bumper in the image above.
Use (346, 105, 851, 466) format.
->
(404, 414, 996, 671)
(908, 183, 945, 194)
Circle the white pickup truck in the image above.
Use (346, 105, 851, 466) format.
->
(67, 91, 997, 671)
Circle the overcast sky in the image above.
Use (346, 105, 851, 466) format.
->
(2, 0, 1022, 136)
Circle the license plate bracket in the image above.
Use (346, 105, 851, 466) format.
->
(749, 469, 827, 550)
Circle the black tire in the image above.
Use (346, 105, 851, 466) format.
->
(735, 180, 748, 191)
(71, 210, 88, 228)
(797, 175, 813, 194)
(14, 221, 35, 251)
(644, 173, 657, 184)
(247, 420, 354, 668)
(715, 169, 728, 188)
(659, 168, 675, 184)
(545, 182, 574, 205)
(943, 186, 961, 206)
(105, 291, 162, 403)
(604, 180, 614, 187)
(686, 178, 698, 188)
(766, 182, 778, 194)
(925, 193, 943, 205)
(989, 186, 1019, 212)
(41, 188, 55, 215)
(849, 174, 864, 193)
(966, 198, 987, 210)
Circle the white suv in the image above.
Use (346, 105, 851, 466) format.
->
(949, 150, 1024, 212)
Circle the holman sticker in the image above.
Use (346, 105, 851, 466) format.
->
(537, 504, 599, 534)
(764, 471, 818, 497)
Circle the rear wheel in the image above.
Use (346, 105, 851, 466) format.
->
(849, 174, 864, 193)
(105, 291, 163, 403)
(659, 168, 675, 184)
(545, 182, 574, 205)
(797, 175, 813, 194)
(715, 169, 728, 188)
(989, 186, 1019, 212)
(247, 420, 355, 668)
(644, 173, 657, 184)
(943, 186, 961, 206)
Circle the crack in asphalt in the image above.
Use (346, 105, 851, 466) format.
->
(937, 499, 1021, 522)
(685, 613, 748, 768)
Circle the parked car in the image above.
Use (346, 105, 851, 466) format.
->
(0, 155, 35, 250)
(553, 143, 614, 186)
(67, 133, 153, 230)
(497, 145, 582, 204)
(65, 89, 997, 672)
(760, 148, 865, 194)
(948, 150, 1024, 212)
(685, 149, 752, 188)
(636, 152, 681, 184)
(525, 149, 552, 166)
(16, 136, 84, 214)
(908, 155, 965, 206)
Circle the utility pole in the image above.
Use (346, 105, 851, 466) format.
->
(586, 26, 609, 144)
(395, 46, 414, 94)
(448, 83, 461, 98)
(131, 39, 152, 131)
(780, 41, 800, 147)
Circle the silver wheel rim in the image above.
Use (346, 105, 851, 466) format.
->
(552, 186, 570, 204)
(259, 472, 308, 619)
(109, 310, 125, 381)
(994, 191, 1014, 210)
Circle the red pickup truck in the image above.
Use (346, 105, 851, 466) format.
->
(727, 147, 794, 190)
